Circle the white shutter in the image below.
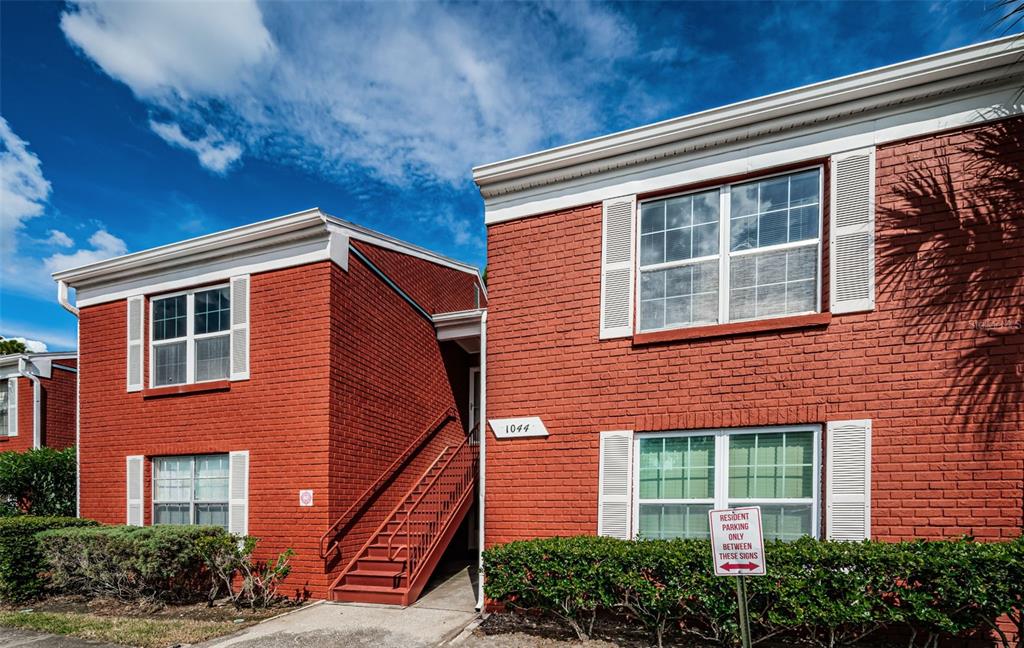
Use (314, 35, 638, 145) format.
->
(826, 420, 871, 540)
(830, 149, 876, 314)
(597, 430, 633, 539)
(126, 455, 144, 526)
(228, 450, 249, 535)
(126, 296, 144, 392)
(6, 378, 17, 437)
(229, 275, 250, 381)
(599, 196, 636, 339)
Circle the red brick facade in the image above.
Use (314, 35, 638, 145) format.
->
(2, 360, 77, 453)
(483, 117, 1024, 546)
(78, 248, 479, 599)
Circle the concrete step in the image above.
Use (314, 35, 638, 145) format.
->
(331, 583, 409, 606)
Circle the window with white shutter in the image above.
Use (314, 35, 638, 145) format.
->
(228, 450, 249, 535)
(229, 275, 250, 380)
(126, 296, 145, 392)
(1, 379, 17, 437)
(830, 149, 876, 314)
(600, 197, 636, 339)
(598, 430, 633, 539)
(126, 455, 144, 526)
(825, 420, 871, 540)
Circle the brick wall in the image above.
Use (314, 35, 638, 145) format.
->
(325, 254, 469, 577)
(79, 262, 335, 598)
(43, 363, 76, 449)
(484, 117, 1024, 546)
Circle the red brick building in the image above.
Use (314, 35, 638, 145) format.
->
(473, 36, 1023, 552)
(54, 210, 486, 602)
(0, 352, 77, 452)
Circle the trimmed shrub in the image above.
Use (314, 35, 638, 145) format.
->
(0, 447, 77, 516)
(484, 535, 1024, 647)
(0, 516, 97, 601)
(37, 525, 228, 602)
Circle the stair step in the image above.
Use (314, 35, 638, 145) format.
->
(343, 569, 407, 588)
(366, 544, 408, 559)
(356, 556, 406, 572)
(331, 583, 409, 605)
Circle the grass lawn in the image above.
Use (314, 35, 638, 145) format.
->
(0, 609, 251, 647)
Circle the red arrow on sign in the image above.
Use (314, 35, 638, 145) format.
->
(721, 562, 760, 571)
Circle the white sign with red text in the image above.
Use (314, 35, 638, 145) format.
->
(709, 507, 766, 576)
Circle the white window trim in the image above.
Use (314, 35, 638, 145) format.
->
(630, 424, 822, 540)
(152, 453, 230, 528)
(149, 284, 230, 388)
(635, 166, 824, 334)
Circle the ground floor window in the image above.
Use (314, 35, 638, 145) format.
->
(153, 454, 229, 529)
(635, 426, 819, 541)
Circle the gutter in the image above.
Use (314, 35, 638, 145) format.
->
(57, 279, 81, 517)
(476, 309, 488, 611)
(17, 359, 42, 449)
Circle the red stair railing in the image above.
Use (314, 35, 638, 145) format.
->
(318, 407, 456, 560)
(385, 430, 478, 586)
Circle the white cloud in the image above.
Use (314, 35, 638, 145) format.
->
(46, 229, 74, 247)
(60, 0, 274, 99)
(1, 117, 52, 256)
(0, 119, 128, 299)
(59, 1, 660, 187)
(149, 120, 242, 174)
(6, 337, 48, 353)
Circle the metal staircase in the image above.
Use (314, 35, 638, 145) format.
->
(328, 434, 478, 605)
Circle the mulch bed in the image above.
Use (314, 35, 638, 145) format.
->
(0, 594, 289, 623)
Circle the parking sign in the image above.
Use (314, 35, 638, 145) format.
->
(709, 506, 766, 577)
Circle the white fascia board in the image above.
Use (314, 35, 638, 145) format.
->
(433, 309, 485, 341)
(0, 352, 77, 373)
(75, 230, 337, 307)
(484, 82, 1022, 224)
(474, 34, 1024, 189)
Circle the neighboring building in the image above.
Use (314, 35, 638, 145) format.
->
(0, 352, 77, 452)
(473, 36, 1024, 548)
(53, 209, 486, 602)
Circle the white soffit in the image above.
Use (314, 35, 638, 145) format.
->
(475, 35, 1024, 224)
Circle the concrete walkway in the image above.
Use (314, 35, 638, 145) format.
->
(0, 629, 119, 647)
(201, 561, 480, 648)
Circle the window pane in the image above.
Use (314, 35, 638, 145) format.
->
(154, 341, 187, 386)
(729, 431, 814, 502)
(154, 503, 190, 525)
(638, 436, 715, 501)
(640, 232, 664, 265)
(153, 295, 187, 341)
(195, 455, 229, 501)
(730, 170, 821, 252)
(729, 247, 818, 320)
(195, 287, 230, 335)
(641, 190, 719, 267)
(195, 504, 229, 529)
(195, 335, 230, 382)
(641, 202, 665, 234)
(154, 456, 193, 502)
(639, 261, 718, 331)
(665, 196, 692, 229)
(757, 504, 813, 540)
(0, 380, 7, 432)
(638, 504, 711, 539)
(789, 170, 819, 207)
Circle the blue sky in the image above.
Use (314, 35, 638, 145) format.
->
(0, 0, 1016, 351)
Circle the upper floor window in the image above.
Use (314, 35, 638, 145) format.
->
(151, 286, 230, 387)
(638, 168, 821, 332)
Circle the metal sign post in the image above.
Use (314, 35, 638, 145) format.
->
(709, 506, 766, 648)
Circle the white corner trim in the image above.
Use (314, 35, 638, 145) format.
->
(483, 84, 1022, 225)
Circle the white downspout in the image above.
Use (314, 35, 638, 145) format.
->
(17, 359, 42, 449)
(57, 280, 81, 517)
(476, 309, 487, 611)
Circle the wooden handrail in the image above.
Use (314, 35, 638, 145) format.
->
(318, 407, 456, 559)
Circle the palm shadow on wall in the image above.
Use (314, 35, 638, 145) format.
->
(875, 112, 1024, 436)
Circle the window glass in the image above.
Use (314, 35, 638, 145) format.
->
(154, 342, 187, 387)
(637, 169, 820, 333)
(153, 454, 229, 530)
(153, 295, 187, 341)
(195, 288, 230, 335)
(0, 380, 7, 433)
(636, 428, 816, 542)
(195, 336, 230, 382)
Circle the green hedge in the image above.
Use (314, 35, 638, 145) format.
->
(37, 525, 229, 603)
(0, 447, 77, 516)
(0, 516, 97, 601)
(484, 535, 1024, 647)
